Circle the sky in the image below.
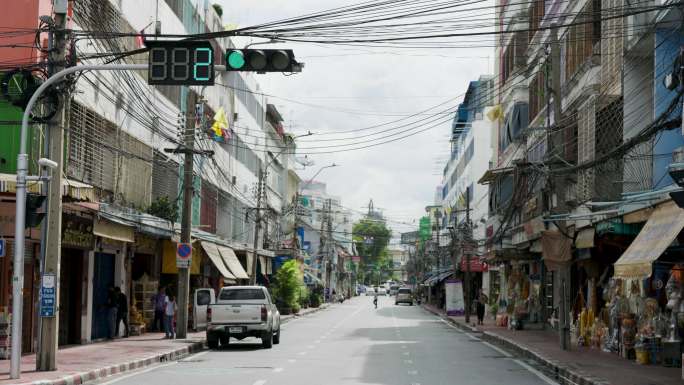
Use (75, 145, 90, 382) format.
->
(218, 0, 495, 235)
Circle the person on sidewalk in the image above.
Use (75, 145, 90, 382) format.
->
(106, 286, 118, 340)
(114, 287, 129, 338)
(151, 286, 166, 332)
(476, 289, 488, 325)
(164, 295, 177, 339)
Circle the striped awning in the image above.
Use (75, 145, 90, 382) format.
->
(0, 173, 95, 201)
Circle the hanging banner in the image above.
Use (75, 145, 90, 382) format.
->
(445, 279, 465, 316)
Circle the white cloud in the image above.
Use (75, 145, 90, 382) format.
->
(218, 0, 495, 232)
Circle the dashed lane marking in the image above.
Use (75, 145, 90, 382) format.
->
(407, 370, 418, 375)
(273, 367, 284, 373)
(404, 360, 413, 364)
(252, 381, 267, 385)
(287, 359, 296, 363)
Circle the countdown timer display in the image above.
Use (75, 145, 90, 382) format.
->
(147, 41, 214, 85)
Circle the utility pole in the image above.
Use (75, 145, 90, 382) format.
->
(35, 9, 68, 373)
(549, 26, 570, 351)
(326, 198, 333, 295)
(250, 169, 265, 285)
(176, 105, 195, 339)
(463, 188, 472, 325)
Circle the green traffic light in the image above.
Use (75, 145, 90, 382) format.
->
(227, 50, 245, 69)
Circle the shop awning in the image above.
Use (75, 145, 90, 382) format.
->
(541, 230, 572, 271)
(216, 245, 249, 280)
(425, 270, 453, 286)
(258, 255, 270, 275)
(478, 166, 515, 184)
(575, 228, 595, 249)
(0, 173, 95, 201)
(200, 241, 236, 280)
(614, 200, 684, 279)
(93, 217, 134, 242)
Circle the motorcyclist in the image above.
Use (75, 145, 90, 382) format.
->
(373, 288, 378, 309)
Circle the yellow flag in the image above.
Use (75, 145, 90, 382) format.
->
(212, 107, 228, 137)
(486, 104, 503, 122)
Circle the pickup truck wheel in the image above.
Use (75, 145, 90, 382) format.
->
(273, 328, 281, 345)
(262, 330, 273, 349)
(220, 336, 229, 346)
(207, 339, 219, 349)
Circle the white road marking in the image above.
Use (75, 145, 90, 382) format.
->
(404, 359, 413, 364)
(178, 350, 210, 361)
(273, 367, 284, 373)
(513, 359, 559, 385)
(481, 341, 513, 358)
(401, 345, 407, 349)
(252, 380, 267, 385)
(307, 345, 314, 349)
(403, 351, 410, 356)
(287, 359, 296, 363)
(408, 370, 418, 375)
(298, 351, 307, 356)
(97, 362, 178, 385)
(315, 339, 321, 344)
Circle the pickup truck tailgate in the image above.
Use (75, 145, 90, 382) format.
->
(211, 303, 262, 324)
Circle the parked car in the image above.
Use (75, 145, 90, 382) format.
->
(206, 286, 281, 349)
(395, 287, 413, 305)
(389, 285, 400, 296)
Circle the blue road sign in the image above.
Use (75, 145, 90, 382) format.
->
(0, 239, 5, 258)
(40, 273, 56, 317)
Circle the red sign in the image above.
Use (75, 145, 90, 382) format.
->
(351, 256, 361, 263)
(460, 257, 488, 272)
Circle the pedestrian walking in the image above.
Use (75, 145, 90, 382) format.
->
(106, 286, 118, 340)
(476, 289, 488, 325)
(164, 295, 177, 339)
(114, 287, 129, 338)
(151, 286, 166, 332)
(373, 288, 378, 309)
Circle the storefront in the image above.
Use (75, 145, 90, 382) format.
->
(604, 200, 684, 366)
(60, 213, 94, 345)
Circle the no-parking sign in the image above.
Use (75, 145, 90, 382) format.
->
(176, 242, 192, 268)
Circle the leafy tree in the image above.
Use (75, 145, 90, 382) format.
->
(353, 218, 391, 285)
(146, 196, 178, 223)
(272, 260, 303, 312)
(212, 3, 223, 17)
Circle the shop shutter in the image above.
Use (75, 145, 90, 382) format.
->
(152, 151, 179, 202)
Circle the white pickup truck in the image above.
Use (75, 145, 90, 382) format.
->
(206, 286, 281, 349)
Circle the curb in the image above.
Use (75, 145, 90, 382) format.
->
(281, 303, 331, 324)
(23, 340, 205, 385)
(421, 305, 610, 385)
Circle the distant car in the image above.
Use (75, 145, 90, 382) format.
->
(357, 285, 367, 295)
(373, 286, 387, 296)
(395, 288, 413, 305)
(389, 285, 400, 296)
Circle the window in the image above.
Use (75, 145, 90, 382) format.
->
(565, 0, 601, 80)
(219, 288, 266, 300)
(502, 32, 528, 85)
(196, 290, 211, 306)
(529, 66, 546, 122)
(528, 0, 546, 43)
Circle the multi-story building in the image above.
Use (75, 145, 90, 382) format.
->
(0, 0, 304, 352)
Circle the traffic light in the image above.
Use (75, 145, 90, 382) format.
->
(147, 40, 215, 85)
(225, 49, 302, 73)
(25, 193, 46, 228)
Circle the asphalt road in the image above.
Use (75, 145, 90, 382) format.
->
(96, 295, 558, 385)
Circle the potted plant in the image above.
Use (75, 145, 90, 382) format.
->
(272, 260, 303, 315)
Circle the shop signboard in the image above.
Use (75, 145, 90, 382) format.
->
(40, 273, 56, 317)
(445, 279, 465, 316)
(400, 231, 419, 245)
(62, 215, 95, 250)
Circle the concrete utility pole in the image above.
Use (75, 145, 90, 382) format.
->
(463, 188, 472, 325)
(250, 169, 265, 285)
(35, 10, 68, 373)
(326, 198, 333, 294)
(175, 103, 196, 340)
(549, 26, 570, 351)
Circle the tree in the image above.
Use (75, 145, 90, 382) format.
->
(146, 196, 178, 223)
(272, 260, 303, 313)
(353, 218, 391, 285)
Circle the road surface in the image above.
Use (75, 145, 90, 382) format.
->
(95, 295, 557, 385)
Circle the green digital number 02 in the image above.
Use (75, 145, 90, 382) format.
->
(193, 48, 213, 81)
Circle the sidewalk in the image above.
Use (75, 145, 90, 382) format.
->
(0, 304, 330, 385)
(423, 304, 683, 385)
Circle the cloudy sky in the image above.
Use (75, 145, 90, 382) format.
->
(218, 0, 495, 234)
